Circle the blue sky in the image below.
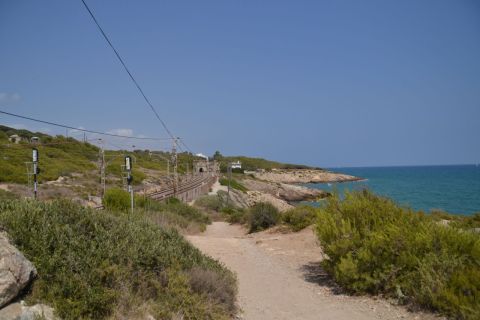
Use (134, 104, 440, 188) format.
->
(1, 0, 479, 167)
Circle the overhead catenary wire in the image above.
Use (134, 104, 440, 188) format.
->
(80, 0, 177, 141)
(179, 138, 194, 154)
(0, 109, 173, 141)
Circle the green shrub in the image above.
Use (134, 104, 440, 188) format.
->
(0, 199, 235, 319)
(219, 178, 248, 193)
(154, 200, 211, 226)
(430, 210, 480, 230)
(248, 202, 280, 233)
(282, 206, 318, 231)
(315, 190, 480, 319)
(194, 195, 224, 212)
(188, 267, 237, 313)
(103, 188, 130, 211)
(104, 191, 211, 232)
(221, 207, 248, 224)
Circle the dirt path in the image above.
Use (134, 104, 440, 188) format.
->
(187, 222, 440, 320)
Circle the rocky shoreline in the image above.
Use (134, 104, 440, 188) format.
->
(251, 169, 361, 184)
(221, 169, 360, 212)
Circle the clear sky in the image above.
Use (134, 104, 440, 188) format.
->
(1, 0, 479, 167)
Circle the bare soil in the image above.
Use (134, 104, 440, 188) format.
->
(188, 222, 442, 320)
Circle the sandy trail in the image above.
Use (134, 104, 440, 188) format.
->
(188, 222, 439, 320)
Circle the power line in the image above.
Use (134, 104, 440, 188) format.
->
(1, 138, 99, 149)
(0, 109, 172, 141)
(179, 138, 194, 154)
(80, 0, 176, 141)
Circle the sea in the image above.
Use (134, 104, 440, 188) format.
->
(305, 164, 480, 216)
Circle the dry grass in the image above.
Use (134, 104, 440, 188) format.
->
(188, 267, 237, 314)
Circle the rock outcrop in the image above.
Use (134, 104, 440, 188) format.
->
(245, 191, 294, 212)
(0, 302, 55, 320)
(253, 169, 361, 184)
(218, 190, 249, 209)
(241, 179, 328, 202)
(0, 232, 37, 308)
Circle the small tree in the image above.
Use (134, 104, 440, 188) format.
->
(213, 150, 223, 161)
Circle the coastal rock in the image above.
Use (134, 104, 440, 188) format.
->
(253, 169, 360, 184)
(0, 302, 56, 320)
(0, 232, 37, 308)
(218, 190, 249, 209)
(241, 179, 328, 202)
(246, 191, 294, 212)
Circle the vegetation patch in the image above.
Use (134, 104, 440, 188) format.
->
(222, 206, 249, 225)
(0, 199, 236, 319)
(194, 194, 224, 212)
(0, 189, 19, 200)
(212, 150, 317, 172)
(219, 178, 248, 193)
(248, 202, 280, 233)
(316, 190, 480, 319)
(430, 209, 480, 230)
(282, 206, 317, 231)
(0, 126, 199, 189)
(104, 188, 211, 232)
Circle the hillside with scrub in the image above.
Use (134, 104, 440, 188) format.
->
(0, 196, 236, 319)
(0, 125, 199, 201)
(211, 150, 318, 172)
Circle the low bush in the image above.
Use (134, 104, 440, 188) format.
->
(103, 188, 130, 211)
(248, 202, 280, 233)
(219, 178, 248, 193)
(189, 267, 237, 313)
(430, 210, 480, 230)
(316, 190, 480, 319)
(221, 207, 249, 225)
(282, 206, 318, 231)
(194, 195, 224, 212)
(0, 199, 235, 319)
(153, 199, 211, 226)
(105, 191, 211, 232)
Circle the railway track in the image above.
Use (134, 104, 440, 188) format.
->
(148, 173, 216, 202)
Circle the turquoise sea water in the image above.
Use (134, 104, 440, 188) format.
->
(305, 165, 480, 215)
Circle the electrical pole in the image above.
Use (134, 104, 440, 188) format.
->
(32, 148, 39, 200)
(227, 163, 232, 206)
(125, 156, 134, 214)
(171, 138, 178, 198)
(99, 139, 106, 197)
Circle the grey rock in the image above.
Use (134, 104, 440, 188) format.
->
(0, 302, 56, 320)
(218, 190, 249, 209)
(0, 232, 37, 308)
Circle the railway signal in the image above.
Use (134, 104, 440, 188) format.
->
(32, 148, 39, 200)
(125, 156, 134, 214)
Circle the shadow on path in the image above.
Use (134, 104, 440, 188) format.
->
(300, 262, 345, 295)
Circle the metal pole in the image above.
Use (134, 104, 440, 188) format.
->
(100, 140, 106, 197)
(33, 162, 37, 200)
(125, 156, 134, 214)
(172, 138, 178, 198)
(227, 164, 231, 206)
(32, 148, 38, 200)
(129, 182, 134, 214)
